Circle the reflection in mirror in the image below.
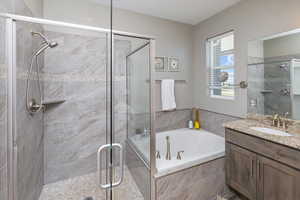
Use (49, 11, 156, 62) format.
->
(248, 29, 300, 120)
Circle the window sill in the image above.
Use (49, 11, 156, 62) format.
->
(210, 95, 235, 101)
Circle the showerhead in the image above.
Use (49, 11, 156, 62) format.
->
(31, 31, 58, 56)
(31, 31, 59, 48)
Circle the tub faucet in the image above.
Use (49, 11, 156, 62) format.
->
(156, 151, 161, 159)
(177, 151, 184, 160)
(166, 136, 171, 160)
(142, 128, 150, 137)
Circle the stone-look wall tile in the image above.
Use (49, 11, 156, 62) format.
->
(0, 14, 8, 200)
(199, 109, 239, 137)
(43, 31, 107, 80)
(43, 80, 65, 102)
(247, 57, 265, 115)
(130, 109, 237, 137)
(15, 21, 44, 200)
(43, 32, 131, 183)
(0, 0, 13, 13)
(126, 143, 150, 200)
(129, 109, 191, 138)
(13, 0, 43, 18)
(0, 165, 8, 200)
(248, 55, 300, 117)
(155, 109, 192, 132)
(156, 158, 226, 200)
(0, 121, 7, 169)
(0, 17, 8, 171)
(43, 80, 107, 183)
(263, 57, 294, 116)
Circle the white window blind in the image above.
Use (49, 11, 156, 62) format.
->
(207, 31, 235, 99)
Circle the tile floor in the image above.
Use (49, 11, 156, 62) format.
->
(39, 167, 144, 200)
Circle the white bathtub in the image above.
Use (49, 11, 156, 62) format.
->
(129, 128, 225, 177)
(155, 128, 225, 177)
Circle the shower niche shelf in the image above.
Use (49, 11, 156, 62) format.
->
(42, 99, 66, 107)
(260, 90, 273, 94)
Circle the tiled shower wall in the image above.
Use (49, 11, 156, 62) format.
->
(0, 16, 8, 200)
(16, 21, 45, 200)
(248, 55, 300, 117)
(247, 57, 265, 115)
(0, 1, 45, 200)
(42, 30, 131, 183)
(263, 55, 300, 116)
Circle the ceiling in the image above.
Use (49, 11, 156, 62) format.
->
(90, 0, 242, 25)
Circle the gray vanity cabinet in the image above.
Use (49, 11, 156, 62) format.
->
(226, 143, 257, 200)
(257, 156, 300, 200)
(225, 128, 300, 200)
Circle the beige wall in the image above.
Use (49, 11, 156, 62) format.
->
(192, 0, 300, 118)
(24, 0, 43, 17)
(0, 0, 13, 12)
(43, 0, 194, 111)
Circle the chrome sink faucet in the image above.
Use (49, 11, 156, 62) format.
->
(166, 136, 171, 160)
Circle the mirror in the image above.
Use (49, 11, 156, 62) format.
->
(248, 29, 300, 120)
(218, 71, 229, 82)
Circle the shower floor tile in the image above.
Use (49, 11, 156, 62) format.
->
(39, 167, 144, 200)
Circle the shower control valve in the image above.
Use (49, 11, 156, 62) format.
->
(27, 99, 44, 114)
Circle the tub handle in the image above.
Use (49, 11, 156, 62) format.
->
(177, 151, 184, 160)
(156, 151, 161, 159)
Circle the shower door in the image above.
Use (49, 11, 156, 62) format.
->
(99, 32, 155, 200)
(97, 2, 156, 199)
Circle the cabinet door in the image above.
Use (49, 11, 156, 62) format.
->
(257, 156, 300, 200)
(226, 143, 257, 200)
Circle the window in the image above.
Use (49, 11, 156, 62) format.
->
(207, 31, 235, 99)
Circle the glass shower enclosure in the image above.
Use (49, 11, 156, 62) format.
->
(248, 59, 300, 120)
(0, 12, 155, 200)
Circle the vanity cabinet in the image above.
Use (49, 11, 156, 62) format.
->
(225, 128, 300, 200)
(257, 156, 300, 200)
(226, 143, 257, 200)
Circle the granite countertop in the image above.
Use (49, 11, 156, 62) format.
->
(223, 119, 300, 150)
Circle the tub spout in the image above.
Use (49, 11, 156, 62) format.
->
(166, 136, 171, 160)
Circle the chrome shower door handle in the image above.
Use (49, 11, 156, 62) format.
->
(111, 143, 124, 188)
(97, 143, 124, 189)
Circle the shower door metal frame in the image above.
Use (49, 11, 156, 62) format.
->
(2, 13, 157, 200)
(6, 17, 17, 200)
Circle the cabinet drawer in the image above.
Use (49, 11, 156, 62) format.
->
(226, 128, 300, 170)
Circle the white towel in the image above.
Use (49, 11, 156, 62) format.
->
(161, 79, 176, 111)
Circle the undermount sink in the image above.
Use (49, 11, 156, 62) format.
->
(250, 127, 292, 137)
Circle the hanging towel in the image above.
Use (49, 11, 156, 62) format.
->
(161, 79, 176, 111)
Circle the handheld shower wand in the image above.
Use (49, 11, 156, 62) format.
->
(26, 31, 59, 114)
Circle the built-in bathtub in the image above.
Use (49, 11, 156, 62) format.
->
(155, 128, 225, 177)
(127, 128, 226, 200)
